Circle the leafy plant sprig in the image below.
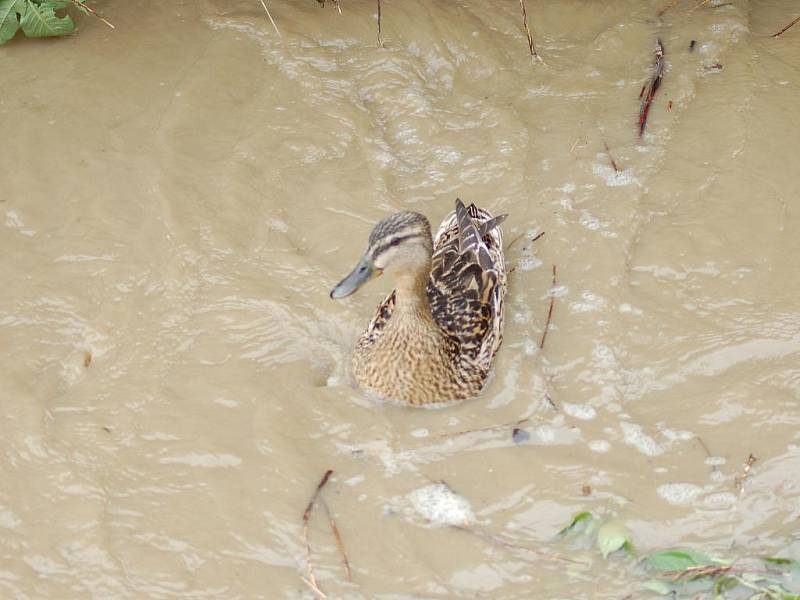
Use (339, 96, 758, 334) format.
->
(0, 0, 112, 45)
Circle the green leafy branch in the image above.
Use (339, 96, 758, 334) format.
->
(0, 0, 112, 45)
(558, 511, 800, 599)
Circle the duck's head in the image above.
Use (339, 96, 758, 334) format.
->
(330, 211, 432, 299)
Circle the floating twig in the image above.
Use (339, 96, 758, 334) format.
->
(376, 0, 383, 47)
(771, 15, 800, 38)
(507, 230, 545, 251)
(71, 0, 115, 29)
(657, 0, 681, 17)
(539, 264, 557, 349)
(638, 39, 665, 137)
(331, 0, 342, 14)
(258, 0, 282, 37)
(437, 417, 531, 439)
(302, 469, 334, 598)
(452, 524, 585, 565)
(518, 0, 540, 61)
(735, 453, 757, 493)
(603, 142, 621, 172)
(320, 498, 351, 581)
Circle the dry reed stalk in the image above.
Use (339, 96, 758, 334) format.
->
(734, 453, 757, 493)
(539, 264, 557, 349)
(319, 498, 352, 581)
(258, 0, 282, 37)
(638, 39, 665, 137)
(771, 15, 800, 38)
(507, 230, 545, 251)
(603, 142, 621, 172)
(331, 0, 342, 14)
(71, 0, 115, 29)
(376, 0, 383, 47)
(302, 469, 334, 598)
(518, 0, 540, 61)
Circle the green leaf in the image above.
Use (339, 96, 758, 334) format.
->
(646, 549, 716, 572)
(596, 519, 632, 559)
(19, 0, 74, 38)
(557, 511, 593, 537)
(0, 0, 24, 44)
(712, 575, 738, 595)
(764, 557, 800, 572)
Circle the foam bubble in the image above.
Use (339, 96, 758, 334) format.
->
(408, 484, 475, 527)
(703, 492, 737, 508)
(563, 403, 597, 420)
(621, 422, 664, 456)
(657, 483, 702, 505)
(589, 440, 610, 453)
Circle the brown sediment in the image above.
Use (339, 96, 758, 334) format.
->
(638, 39, 665, 137)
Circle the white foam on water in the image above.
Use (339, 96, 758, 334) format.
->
(703, 492, 737, 508)
(589, 440, 610, 453)
(158, 453, 242, 468)
(621, 422, 664, 457)
(563, 402, 596, 420)
(657, 483, 703, 505)
(407, 484, 475, 527)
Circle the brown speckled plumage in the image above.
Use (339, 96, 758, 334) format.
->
(347, 199, 507, 405)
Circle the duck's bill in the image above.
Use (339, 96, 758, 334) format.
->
(330, 255, 381, 299)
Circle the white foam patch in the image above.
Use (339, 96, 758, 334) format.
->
(657, 483, 703, 505)
(705, 456, 727, 466)
(589, 440, 610, 453)
(410, 428, 429, 438)
(592, 160, 640, 187)
(621, 422, 664, 456)
(703, 492, 737, 508)
(563, 402, 596, 420)
(408, 484, 475, 527)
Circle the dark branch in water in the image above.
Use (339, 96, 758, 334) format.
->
(302, 469, 334, 598)
(638, 39, 665, 137)
(539, 264, 557, 349)
(377, 0, 384, 47)
(603, 142, 621, 172)
(771, 15, 800, 38)
(518, 0, 540, 61)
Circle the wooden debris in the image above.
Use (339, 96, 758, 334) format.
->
(657, 0, 681, 17)
(704, 62, 724, 72)
(638, 39, 665, 137)
(735, 453, 757, 493)
(539, 264, 557, 349)
(603, 142, 621, 172)
(771, 15, 800, 38)
(518, 0, 540, 61)
(438, 417, 531, 439)
(70, 0, 115, 29)
(581, 485, 592, 496)
(690, 39, 696, 51)
(83, 351, 92, 368)
(258, 0, 282, 38)
(376, 0, 383, 47)
(320, 498, 351, 581)
(302, 469, 334, 598)
(507, 230, 545, 251)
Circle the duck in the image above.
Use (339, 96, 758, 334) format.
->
(330, 198, 507, 405)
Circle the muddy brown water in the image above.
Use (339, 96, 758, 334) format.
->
(1, 1, 799, 598)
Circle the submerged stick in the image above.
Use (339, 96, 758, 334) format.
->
(539, 265, 557, 349)
(734, 453, 757, 494)
(518, 0, 540, 61)
(320, 498, 352, 581)
(376, 0, 383, 47)
(771, 15, 800, 38)
(603, 142, 621, 172)
(437, 417, 531, 439)
(71, 0, 115, 29)
(452, 524, 585, 565)
(638, 39, 665, 137)
(302, 469, 334, 598)
(258, 0, 282, 37)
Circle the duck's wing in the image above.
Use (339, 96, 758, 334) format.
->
(427, 199, 507, 365)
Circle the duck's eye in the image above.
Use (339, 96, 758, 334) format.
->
(389, 238, 401, 247)
(358, 265, 367, 273)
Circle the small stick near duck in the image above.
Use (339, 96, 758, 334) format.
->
(638, 39, 665, 137)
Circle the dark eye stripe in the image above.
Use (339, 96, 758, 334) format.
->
(371, 233, 423, 259)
